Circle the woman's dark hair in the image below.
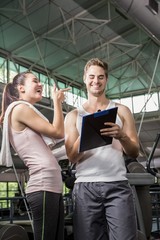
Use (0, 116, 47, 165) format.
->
(0, 71, 29, 124)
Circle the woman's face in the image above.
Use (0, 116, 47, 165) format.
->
(19, 73, 43, 104)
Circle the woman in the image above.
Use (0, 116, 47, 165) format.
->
(0, 71, 69, 240)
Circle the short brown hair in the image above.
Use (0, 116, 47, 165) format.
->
(83, 58, 108, 80)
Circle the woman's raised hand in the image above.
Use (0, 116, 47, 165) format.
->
(52, 84, 70, 103)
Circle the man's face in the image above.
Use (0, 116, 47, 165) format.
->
(84, 65, 107, 97)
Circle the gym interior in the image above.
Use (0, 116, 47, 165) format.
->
(0, 0, 160, 239)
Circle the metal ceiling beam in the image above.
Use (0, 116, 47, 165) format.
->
(110, 0, 160, 45)
(109, 86, 160, 99)
(10, 0, 106, 53)
(55, 26, 137, 71)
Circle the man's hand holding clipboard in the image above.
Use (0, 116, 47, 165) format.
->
(79, 107, 118, 152)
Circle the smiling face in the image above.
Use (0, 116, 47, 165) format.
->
(18, 73, 43, 104)
(84, 65, 108, 97)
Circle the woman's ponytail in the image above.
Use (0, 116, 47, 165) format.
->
(0, 71, 28, 124)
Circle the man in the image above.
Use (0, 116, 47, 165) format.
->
(64, 58, 139, 240)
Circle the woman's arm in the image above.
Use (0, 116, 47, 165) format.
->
(11, 86, 69, 139)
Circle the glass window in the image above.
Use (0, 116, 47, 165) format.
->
(0, 182, 18, 209)
(8, 182, 18, 198)
(121, 97, 133, 112)
(0, 57, 7, 83)
(40, 74, 49, 97)
(133, 95, 146, 113)
(0, 182, 7, 195)
(66, 92, 74, 106)
(20, 65, 28, 73)
(58, 81, 65, 89)
(0, 182, 7, 208)
(0, 54, 159, 113)
(145, 93, 159, 112)
(9, 61, 19, 82)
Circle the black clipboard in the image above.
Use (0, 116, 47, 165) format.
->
(79, 107, 118, 152)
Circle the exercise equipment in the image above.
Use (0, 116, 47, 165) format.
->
(127, 171, 154, 240)
(146, 133, 160, 178)
(128, 133, 160, 240)
(121, 152, 155, 239)
(0, 224, 29, 240)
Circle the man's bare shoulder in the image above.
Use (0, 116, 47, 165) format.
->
(65, 108, 78, 122)
(115, 102, 131, 113)
(114, 102, 133, 122)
